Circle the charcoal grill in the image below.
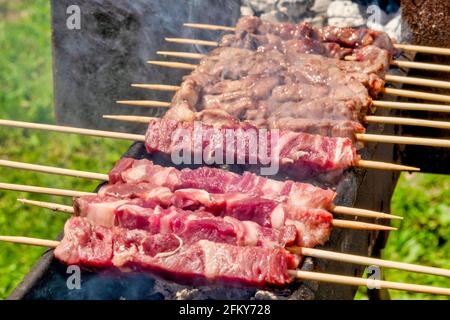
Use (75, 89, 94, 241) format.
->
(6, 0, 449, 300)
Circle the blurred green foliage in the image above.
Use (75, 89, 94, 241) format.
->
(0, 0, 448, 300)
(0, 0, 129, 298)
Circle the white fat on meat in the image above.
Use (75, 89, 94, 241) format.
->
(122, 163, 147, 182)
(173, 188, 212, 206)
(223, 216, 258, 246)
(270, 204, 286, 229)
(141, 186, 173, 206)
(83, 200, 129, 228)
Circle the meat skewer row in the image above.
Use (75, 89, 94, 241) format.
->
(129, 84, 450, 114)
(140, 47, 450, 138)
(182, 21, 450, 56)
(145, 55, 450, 124)
(152, 51, 450, 90)
(106, 113, 450, 131)
(0, 158, 403, 220)
(104, 116, 437, 184)
(0, 219, 449, 295)
(0, 118, 424, 174)
(0, 181, 396, 235)
(13, 198, 450, 278)
(158, 49, 450, 73)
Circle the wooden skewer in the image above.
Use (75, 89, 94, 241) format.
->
(382, 87, 450, 103)
(182, 23, 450, 56)
(148, 60, 196, 70)
(0, 119, 145, 141)
(366, 116, 450, 130)
(0, 235, 449, 295)
(0, 160, 108, 180)
(0, 119, 420, 171)
(18, 198, 75, 213)
(394, 43, 450, 56)
(0, 159, 401, 220)
(157, 51, 205, 60)
(385, 74, 450, 90)
(104, 115, 156, 123)
(288, 270, 450, 296)
(0, 182, 95, 197)
(288, 247, 450, 277)
(164, 37, 218, 46)
(356, 133, 450, 148)
(389, 60, 450, 73)
(372, 100, 450, 113)
(150, 55, 450, 90)
(131, 84, 181, 91)
(0, 236, 60, 248)
(116, 100, 170, 107)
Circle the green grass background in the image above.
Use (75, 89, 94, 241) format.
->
(0, 0, 448, 300)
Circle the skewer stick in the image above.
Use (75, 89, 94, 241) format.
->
(182, 23, 450, 56)
(18, 198, 75, 213)
(382, 87, 450, 103)
(288, 247, 450, 277)
(394, 43, 450, 56)
(385, 75, 450, 90)
(0, 119, 145, 142)
(148, 60, 196, 70)
(0, 119, 420, 172)
(157, 51, 205, 60)
(366, 116, 450, 130)
(150, 55, 450, 90)
(356, 133, 450, 148)
(0, 160, 108, 180)
(389, 60, 450, 73)
(0, 183, 95, 197)
(116, 100, 170, 107)
(131, 84, 181, 91)
(104, 115, 157, 123)
(0, 235, 449, 295)
(165, 37, 218, 47)
(331, 206, 402, 220)
(289, 270, 450, 296)
(0, 236, 59, 248)
(372, 100, 450, 113)
(0, 159, 402, 220)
